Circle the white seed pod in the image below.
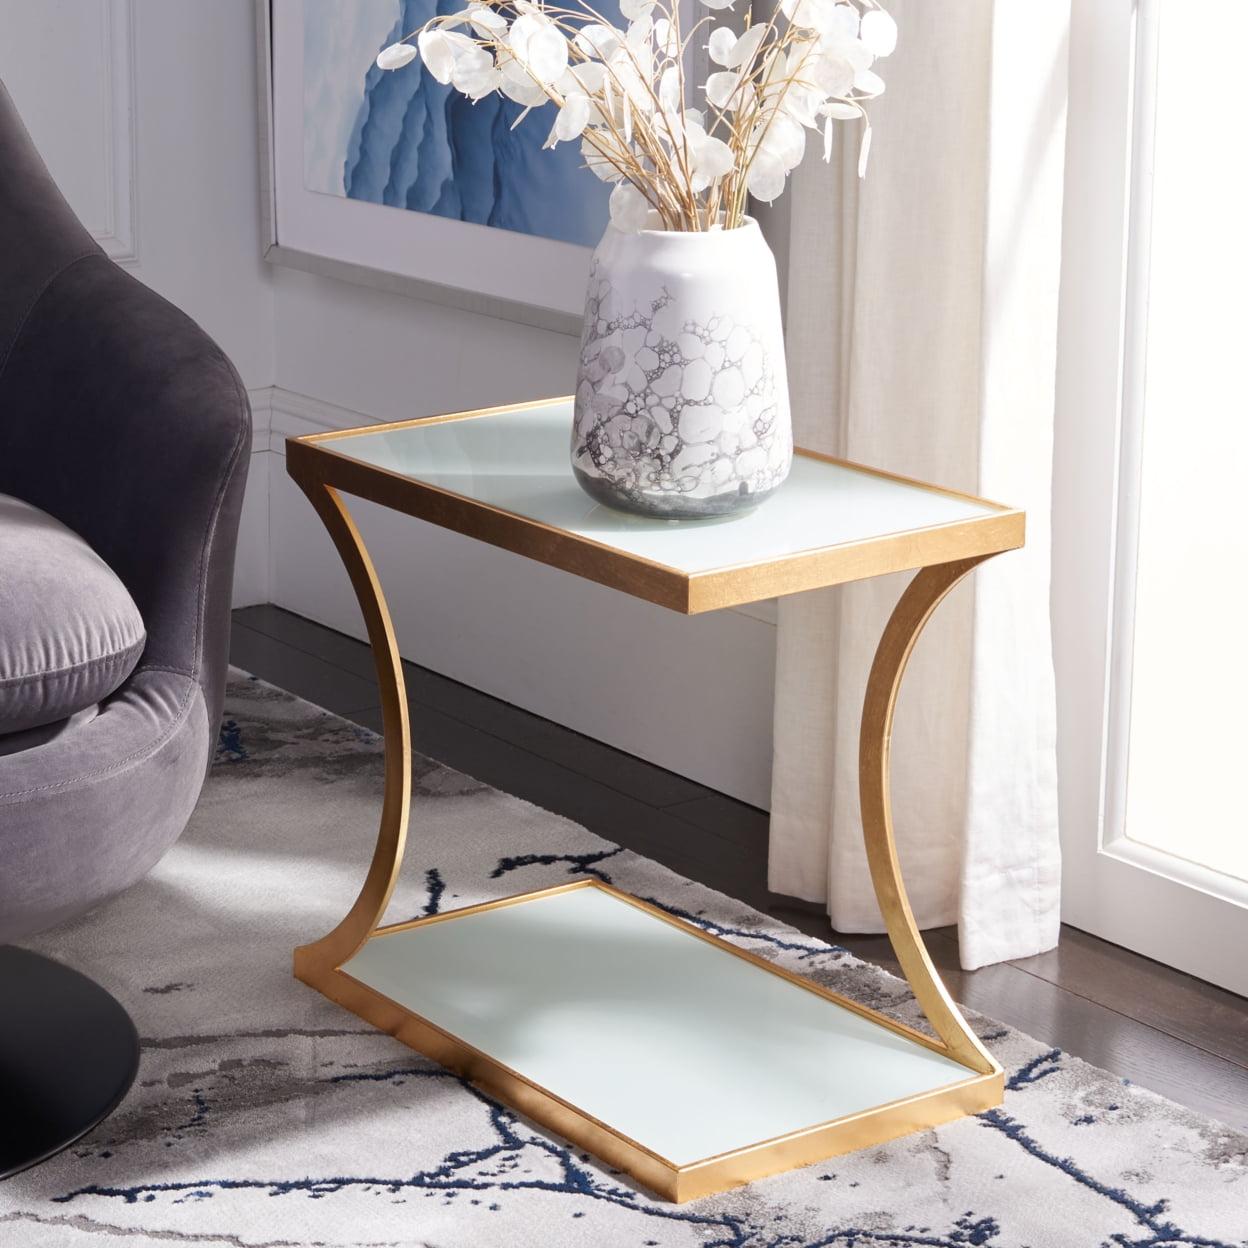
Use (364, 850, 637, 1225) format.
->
(376, 42, 418, 71)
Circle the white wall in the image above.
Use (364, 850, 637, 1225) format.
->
(1, 0, 777, 806)
(0, 0, 275, 600)
(0, 0, 272, 378)
(265, 266, 778, 805)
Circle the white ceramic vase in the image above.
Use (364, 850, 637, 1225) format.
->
(571, 217, 792, 519)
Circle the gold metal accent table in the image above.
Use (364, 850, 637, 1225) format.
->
(286, 397, 1023, 1203)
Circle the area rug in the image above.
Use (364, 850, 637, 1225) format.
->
(3, 673, 1245, 1248)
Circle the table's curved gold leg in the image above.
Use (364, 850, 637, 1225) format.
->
(859, 555, 999, 1074)
(290, 480, 412, 981)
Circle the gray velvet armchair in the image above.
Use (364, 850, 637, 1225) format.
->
(0, 80, 250, 1175)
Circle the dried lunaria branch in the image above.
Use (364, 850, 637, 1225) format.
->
(377, 0, 895, 232)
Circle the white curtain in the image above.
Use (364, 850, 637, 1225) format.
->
(766, 1, 1067, 969)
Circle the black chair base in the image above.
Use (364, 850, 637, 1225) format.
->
(0, 946, 139, 1179)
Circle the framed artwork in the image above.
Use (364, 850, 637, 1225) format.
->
(260, 0, 626, 332)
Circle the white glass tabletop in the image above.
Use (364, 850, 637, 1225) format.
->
(343, 883, 970, 1169)
(320, 401, 1002, 577)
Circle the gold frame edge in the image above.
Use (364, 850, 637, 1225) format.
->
(286, 400, 1024, 617)
(299, 878, 1003, 1204)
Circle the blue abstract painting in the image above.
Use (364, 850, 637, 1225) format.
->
(302, 0, 611, 248)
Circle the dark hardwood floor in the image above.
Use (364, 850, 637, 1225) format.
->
(231, 604, 1248, 1131)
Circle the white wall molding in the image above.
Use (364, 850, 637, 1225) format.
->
(266, 386, 383, 448)
(97, 0, 139, 265)
(234, 385, 374, 609)
(1, 0, 138, 265)
(246, 385, 273, 452)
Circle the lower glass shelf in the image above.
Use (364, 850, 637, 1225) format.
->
(328, 879, 999, 1201)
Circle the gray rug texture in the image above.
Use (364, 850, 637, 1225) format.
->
(3, 671, 1246, 1247)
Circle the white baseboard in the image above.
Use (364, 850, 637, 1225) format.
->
(233, 386, 777, 806)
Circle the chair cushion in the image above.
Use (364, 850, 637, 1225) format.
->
(0, 493, 145, 734)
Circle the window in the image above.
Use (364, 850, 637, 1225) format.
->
(1115, 1, 1248, 885)
(1054, 0, 1248, 993)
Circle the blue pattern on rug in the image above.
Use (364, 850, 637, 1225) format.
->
(421, 866, 446, 916)
(214, 719, 247, 764)
(17, 685, 1242, 1248)
(1005, 1049, 1063, 1091)
(56, 1070, 757, 1248)
(489, 847, 626, 882)
(977, 1109, 1240, 1248)
(51, 860, 1246, 1248)
(58, 1076, 1246, 1248)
